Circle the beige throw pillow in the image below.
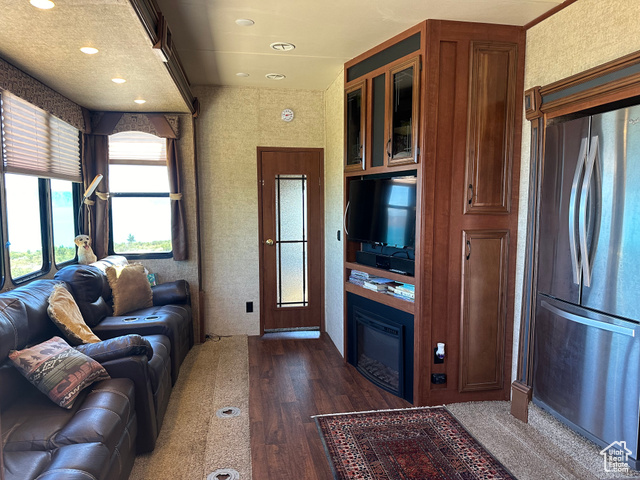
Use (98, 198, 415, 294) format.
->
(48, 285, 101, 345)
(106, 263, 153, 315)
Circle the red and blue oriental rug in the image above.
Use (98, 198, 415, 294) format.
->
(314, 406, 516, 480)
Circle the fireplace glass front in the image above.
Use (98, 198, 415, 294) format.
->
(355, 308, 403, 397)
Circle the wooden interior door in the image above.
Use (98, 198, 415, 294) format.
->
(258, 147, 324, 333)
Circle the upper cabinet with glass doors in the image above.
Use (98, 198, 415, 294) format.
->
(386, 57, 420, 166)
(344, 55, 421, 172)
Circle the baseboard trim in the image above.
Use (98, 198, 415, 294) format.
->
(510, 380, 532, 423)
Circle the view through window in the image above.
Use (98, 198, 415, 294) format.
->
(51, 179, 78, 264)
(108, 131, 172, 255)
(4, 174, 45, 278)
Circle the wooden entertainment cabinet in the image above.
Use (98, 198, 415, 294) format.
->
(343, 20, 525, 406)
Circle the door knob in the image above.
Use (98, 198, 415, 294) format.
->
(265, 239, 274, 246)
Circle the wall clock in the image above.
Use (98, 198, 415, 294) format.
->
(281, 108, 294, 122)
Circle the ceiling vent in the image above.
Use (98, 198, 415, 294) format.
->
(270, 42, 295, 52)
(265, 73, 286, 80)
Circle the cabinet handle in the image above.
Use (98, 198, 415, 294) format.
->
(466, 240, 471, 260)
(386, 139, 391, 158)
(467, 184, 473, 205)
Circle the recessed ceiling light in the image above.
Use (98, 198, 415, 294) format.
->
(236, 72, 250, 77)
(265, 73, 286, 80)
(111, 78, 126, 84)
(30, 0, 55, 9)
(134, 99, 146, 104)
(80, 47, 99, 55)
(235, 18, 255, 27)
(270, 42, 295, 52)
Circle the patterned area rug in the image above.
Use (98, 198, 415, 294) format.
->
(314, 406, 516, 480)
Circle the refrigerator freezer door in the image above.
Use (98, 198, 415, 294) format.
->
(537, 116, 590, 304)
(582, 106, 640, 322)
(533, 294, 640, 463)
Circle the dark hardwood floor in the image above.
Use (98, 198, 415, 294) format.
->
(249, 331, 411, 479)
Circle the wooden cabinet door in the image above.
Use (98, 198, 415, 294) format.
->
(464, 42, 517, 214)
(459, 230, 509, 392)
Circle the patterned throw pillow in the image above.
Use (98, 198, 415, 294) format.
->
(47, 284, 101, 345)
(105, 263, 153, 315)
(8, 336, 110, 409)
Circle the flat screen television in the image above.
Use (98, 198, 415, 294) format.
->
(347, 175, 417, 249)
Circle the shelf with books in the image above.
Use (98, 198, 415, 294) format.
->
(345, 282, 415, 315)
(344, 261, 413, 284)
(345, 268, 415, 315)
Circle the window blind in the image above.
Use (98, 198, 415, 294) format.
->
(108, 131, 167, 165)
(0, 91, 81, 182)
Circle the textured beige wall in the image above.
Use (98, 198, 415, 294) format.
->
(194, 86, 325, 336)
(513, 0, 640, 379)
(140, 115, 201, 341)
(324, 70, 345, 355)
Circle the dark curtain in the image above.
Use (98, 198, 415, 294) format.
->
(167, 138, 188, 260)
(81, 134, 110, 260)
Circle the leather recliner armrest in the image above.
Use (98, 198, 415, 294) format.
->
(99, 354, 158, 453)
(76, 334, 153, 362)
(151, 280, 190, 306)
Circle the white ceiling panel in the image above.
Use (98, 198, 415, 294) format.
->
(158, 0, 564, 90)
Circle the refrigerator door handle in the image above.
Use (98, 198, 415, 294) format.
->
(579, 136, 599, 287)
(569, 137, 589, 285)
(541, 300, 636, 337)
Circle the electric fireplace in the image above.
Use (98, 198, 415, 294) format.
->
(347, 293, 414, 402)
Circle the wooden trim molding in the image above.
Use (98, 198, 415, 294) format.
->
(510, 380, 532, 422)
(524, 87, 542, 121)
(524, 0, 580, 30)
(129, 0, 196, 114)
(511, 104, 544, 422)
(540, 49, 640, 118)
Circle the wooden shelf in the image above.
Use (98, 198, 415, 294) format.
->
(345, 261, 414, 284)
(344, 164, 418, 177)
(345, 282, 415, 315)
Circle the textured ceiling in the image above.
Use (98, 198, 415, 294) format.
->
(0, 0, 189, 112)
(156, 0, 565, 90)
(0, 0, 565, 113)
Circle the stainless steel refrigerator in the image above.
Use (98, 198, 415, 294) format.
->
(533, 104, 640, 469)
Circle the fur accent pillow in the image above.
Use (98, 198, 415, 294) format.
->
(105, 263, 153, 315)
(8, 336, 110, 409)
(48, 284, 101, 345)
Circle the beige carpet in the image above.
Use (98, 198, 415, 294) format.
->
(448, 401, 640, 480)
(129, 336, 252, 480)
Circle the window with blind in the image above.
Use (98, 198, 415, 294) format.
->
(108, 131, 172, 257)
(0, 91, 82, 282)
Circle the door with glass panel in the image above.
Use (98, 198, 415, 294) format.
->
(258, 148, 324, 332)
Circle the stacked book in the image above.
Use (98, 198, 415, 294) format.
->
(349, 270, 415, 303)
(362, 277, 396, 292)
(349, 270, 394, 292)
(348, 270, 369, 287)
(388, 283, 415, 302)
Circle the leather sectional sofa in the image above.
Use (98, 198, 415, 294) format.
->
(0, 256, 193, 480)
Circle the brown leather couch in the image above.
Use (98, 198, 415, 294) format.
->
(1, 258, 194, 479)
(1, 280, 139, 480)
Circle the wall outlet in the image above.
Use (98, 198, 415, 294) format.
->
(246, 301, 253, 313)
